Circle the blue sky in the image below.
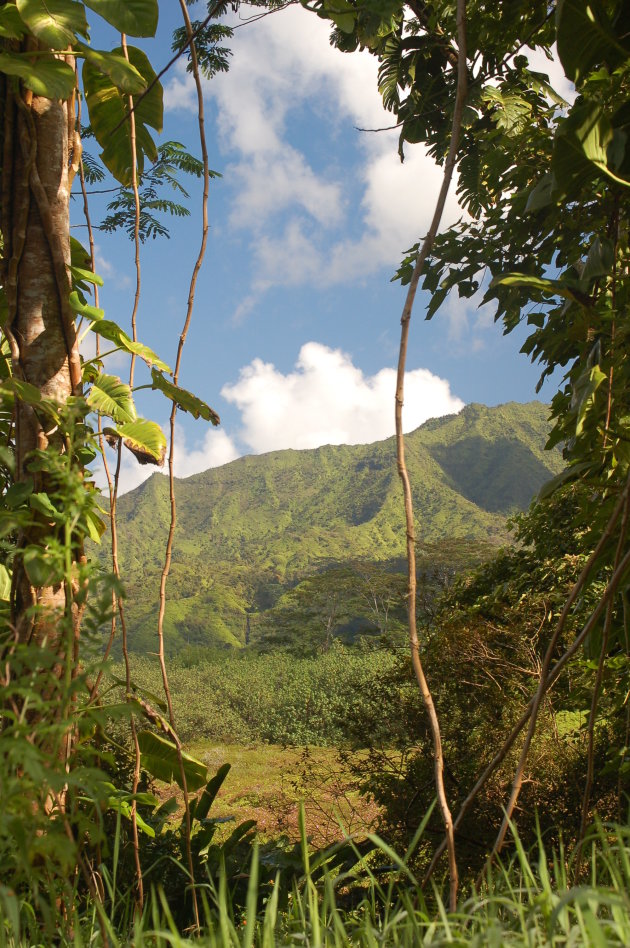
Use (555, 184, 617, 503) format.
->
(78, 3, 572, 492)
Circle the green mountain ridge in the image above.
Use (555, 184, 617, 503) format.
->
(110, 401, 564, 653)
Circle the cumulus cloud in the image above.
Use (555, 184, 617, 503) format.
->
(221, 342, 464, 454)
(164, 5, 461, 306)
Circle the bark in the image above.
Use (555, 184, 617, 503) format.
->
(3, 76, 81, 652)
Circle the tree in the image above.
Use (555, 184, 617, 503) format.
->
(307, 0, 630, 891)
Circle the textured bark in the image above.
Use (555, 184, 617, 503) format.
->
(3, 82, 81, 650)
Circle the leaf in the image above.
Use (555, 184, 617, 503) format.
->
(150, 370, 220, 425)
(29, 492, 61, 521)
(0, 51, 76, 99)
(490, 272, 588, 304)
(0, 564, 11, 601)
(23, 545, 63, 587)
(87, 319, 170, 372)
(574, 364, 606, 435)
(69, 265, 103, 288)
(137, 731, 207, 791)
(83, 0, 158, 38)
(16, 0, 88, 48)
(556, 0, 628, 86)
(69, 290, 104, 322)
(87, 373, 137, 423)
(116, 418, 166, 466)
(83, 45, 163, 185)
(0, 4, 27, 39)
(525, 173, 555, 213)
(581, 236, 615, 282)
(84, 507, 106, 543)
(553, 103, 630, 192)
(75, 41, 147, 95)
(194, 764, 231, 823)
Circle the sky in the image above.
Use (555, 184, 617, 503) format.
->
(78, 2, 574, 493)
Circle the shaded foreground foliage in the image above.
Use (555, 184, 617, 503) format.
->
(3, 807, 630, 945)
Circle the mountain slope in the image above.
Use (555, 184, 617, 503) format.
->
(109, 401, 563, 652)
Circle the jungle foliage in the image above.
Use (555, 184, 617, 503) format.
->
(1, 0, 630, 942)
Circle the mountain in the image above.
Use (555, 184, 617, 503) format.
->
(107, 401, 563, 653)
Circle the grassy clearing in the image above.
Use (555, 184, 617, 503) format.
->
(172, 743, 381, 847)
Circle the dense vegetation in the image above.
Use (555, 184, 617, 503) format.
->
(112, 400, 562, 652)
(1, 0, 630, 943)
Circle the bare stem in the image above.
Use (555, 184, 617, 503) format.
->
(394, 0, 467, 914)
(154, 5, 213, 932)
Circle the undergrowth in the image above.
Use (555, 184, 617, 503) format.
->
(2, 812, 630, 946)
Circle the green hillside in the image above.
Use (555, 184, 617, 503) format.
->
(107, 401, 563, 653)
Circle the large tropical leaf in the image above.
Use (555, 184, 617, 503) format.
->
(87, 373, 137, 423)
(553, 103, 630, 191)
(150, 369, 220, 425)
(137, 731, 207, 791)
(556, 0, 629, 86)
(83, 45, 163, 185)
(83, 0, 158, 38)
(75, 41, 147, 95)
(87, 318, 170, 372)
(116, 418, 166, 465)
(0, 4, 26, 39)
(16, 0, 88, 48)
(0, 51, 76, 99)
(69, 289, 104, 321)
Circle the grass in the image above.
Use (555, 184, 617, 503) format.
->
(5, 813, 630, 945)
(166, 743, 382, 848)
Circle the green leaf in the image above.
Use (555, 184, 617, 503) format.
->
(0, 51, 76, 99)
(84, 507, 106, 543)
(88, 373, 137, 423)
(0, 4, 27, 39)
(0, 564, 11, 601)
(29, 492, 61, 520)
(83, 45, 162, 185)
(23, 545, 63, 587)
(581, 236, 615, 282)
(69, 265, 103, 288)
(75, 41, 147, 95)
(69, 290, 104, 321)
(525, 173, 555, 213)
(16, 0, 88, 48)
(556, 0, 629, 86)
(4, 479, 33, 509)
(538, 461, 593, 500)
(116, 418, 166, 465)
(137, 731, 207, 791)
(88, 319, 170, 372)
(490, 272, 587, 303)
(150, 369, 220, 425)
(194, 764, 231, 823)
(83, 0, 158, 38)
(575, 364, 606, 435)
(553, 103, 630, 192)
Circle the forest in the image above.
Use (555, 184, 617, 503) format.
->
(1, 0, 630, 944)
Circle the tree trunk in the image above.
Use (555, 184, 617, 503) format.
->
(2, 71, 81, 653)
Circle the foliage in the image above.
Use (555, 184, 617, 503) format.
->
(4, 809, 630, 944)
(116, 646, 398, 747)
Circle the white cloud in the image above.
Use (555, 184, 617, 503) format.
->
(173, 426, 239, 478)
(164, 5, 462, 306)
(221, 341, 464, 454)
